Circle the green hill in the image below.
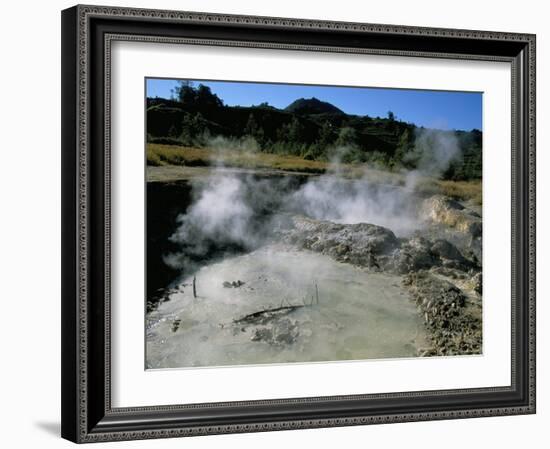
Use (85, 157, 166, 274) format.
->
(146, 84, 482, 180)
(285, 97, 344, 115)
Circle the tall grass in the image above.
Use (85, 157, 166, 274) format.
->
(147, 143, 328, 173)
(147, 143, 482, 204)
(436, 180, 482, 204)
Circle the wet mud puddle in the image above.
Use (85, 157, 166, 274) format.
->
(146, 245, 427, 369)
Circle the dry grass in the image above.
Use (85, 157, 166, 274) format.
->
(147, 143, 330, 173)
(435, 180, 482, 204)
(404, 175, 482, 205)
(147, 144, 195, 166)
(147, 143, 482, 203)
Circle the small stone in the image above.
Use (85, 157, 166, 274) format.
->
(251, 328, 273, 342)
(171, 319, 181, 333)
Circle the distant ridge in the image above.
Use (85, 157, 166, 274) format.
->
(285, 97, 344, 115)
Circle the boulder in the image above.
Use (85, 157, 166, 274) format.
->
(283, 215, 399, 269)
(430, 239, 473, 270)
(421, 195, 482, 239)
(391, 237, 438, 274)
(283, 215, 478, 276)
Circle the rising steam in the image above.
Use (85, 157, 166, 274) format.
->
(292, 176, 419, 236)
(166, 129, 462, 271)
(404, 128, 461, 189)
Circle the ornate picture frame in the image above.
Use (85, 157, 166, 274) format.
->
(61, 4, 536, 443)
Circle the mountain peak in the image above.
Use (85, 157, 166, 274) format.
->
(284, 97, 344, 115)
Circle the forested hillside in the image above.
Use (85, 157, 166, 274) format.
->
(147, 83, 482, 180)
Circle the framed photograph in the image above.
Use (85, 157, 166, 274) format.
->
(61, 4, 536, 443)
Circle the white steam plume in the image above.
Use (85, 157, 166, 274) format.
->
(292, 175, 420, 236)
(405, 128, 461, 189)
(166, 128, 463, 270)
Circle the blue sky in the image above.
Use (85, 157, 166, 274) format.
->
(146, 78, 482, 131)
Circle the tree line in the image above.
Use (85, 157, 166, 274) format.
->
(147, 82, 482, 180)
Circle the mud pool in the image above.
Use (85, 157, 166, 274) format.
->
(146, 245, 427, 369)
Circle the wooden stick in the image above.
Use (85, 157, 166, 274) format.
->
(234, 304, 305, 325)
(193, 276, 197, 298)
(315, 281, 319, 305)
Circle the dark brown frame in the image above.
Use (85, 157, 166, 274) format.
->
(61, 4, 536, 443)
